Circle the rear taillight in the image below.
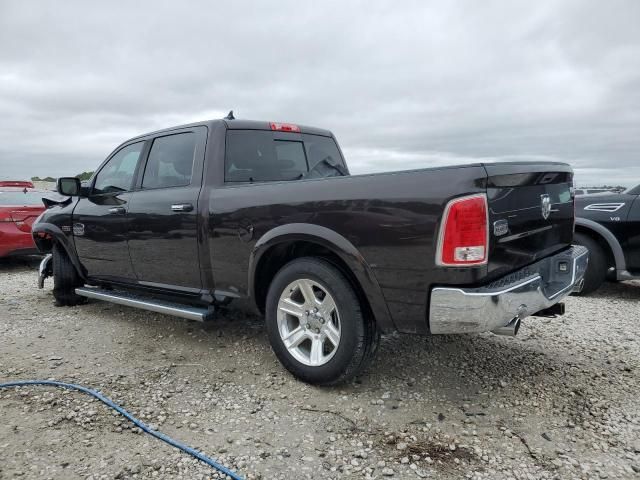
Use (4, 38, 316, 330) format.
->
(436, 194, 488, 266)
(270, 122, 301, 133)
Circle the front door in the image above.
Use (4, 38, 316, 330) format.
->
(73, 141, 145, 281)
(126, 128, 206, 291)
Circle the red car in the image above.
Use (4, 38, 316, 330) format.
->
(0, 180, 35, 188)
(0, 187, 48, 257)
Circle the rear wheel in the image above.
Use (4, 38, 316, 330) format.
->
(52, 244, 84, 306)
(265, 257, 379, 385)
(573, 232, 607, 295)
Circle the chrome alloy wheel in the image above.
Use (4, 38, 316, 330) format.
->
(276, 278, 341, 367)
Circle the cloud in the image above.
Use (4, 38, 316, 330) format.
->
(0, 0, 638, 187)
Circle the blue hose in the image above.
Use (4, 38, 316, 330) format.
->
(0, 380, 244, 480)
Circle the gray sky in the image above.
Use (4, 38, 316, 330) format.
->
(1, 0, 638, 187)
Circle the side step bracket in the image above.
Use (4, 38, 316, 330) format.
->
(75, 287, 215, 322)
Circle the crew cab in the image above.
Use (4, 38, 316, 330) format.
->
(32, 117, 588, 384)
(574, 184, 640, 294)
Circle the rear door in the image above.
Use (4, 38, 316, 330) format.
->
(73, 141, 146, 281)
(484, 163, 574, 279)
(126, 127, 207, 291)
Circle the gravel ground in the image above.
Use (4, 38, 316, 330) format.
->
(1, 257, 639, 480)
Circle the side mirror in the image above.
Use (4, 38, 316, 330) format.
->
(56, 177, 82, 196)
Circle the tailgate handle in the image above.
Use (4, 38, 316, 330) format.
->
(171, 203, 193, 212)
(108, 207, 126, 215)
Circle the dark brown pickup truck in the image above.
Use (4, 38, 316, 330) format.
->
(33, 117, 588, 384)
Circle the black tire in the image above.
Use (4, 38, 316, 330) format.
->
(52, 244, 84, 306)
(265, 257, 379, 385)
(573, 232, 607, 295)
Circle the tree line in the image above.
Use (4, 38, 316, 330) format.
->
(31, 171, 93, 182)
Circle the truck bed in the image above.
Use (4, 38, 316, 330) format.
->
(205, 161, 574, 334)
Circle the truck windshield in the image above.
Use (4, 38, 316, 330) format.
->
(626, 184, 640, 195)
(225, 130, 346, 183)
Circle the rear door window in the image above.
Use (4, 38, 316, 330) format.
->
(142, 133, 196, 189)
(225, 130, 345, 183)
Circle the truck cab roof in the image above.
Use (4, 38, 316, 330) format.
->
(128, 118, 334, 143)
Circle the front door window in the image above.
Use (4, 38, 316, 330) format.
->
(93, 143, 144, 195)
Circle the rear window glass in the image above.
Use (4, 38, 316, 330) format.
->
(225, 130, 345, 183)
(302, 134, 345, 179)
(0, 191, 48, 206)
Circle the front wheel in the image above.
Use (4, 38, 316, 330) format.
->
(52, 244, 84, 306)
(265, 257, 379, 385)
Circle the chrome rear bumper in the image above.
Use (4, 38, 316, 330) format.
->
(429, 245, 589, 334)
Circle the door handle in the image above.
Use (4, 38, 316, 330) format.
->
(108, 207, 126, 215)
(171, 203, 194, 212)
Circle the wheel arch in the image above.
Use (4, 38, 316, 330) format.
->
(249, 223, 395, 333)
(32, 222, 87, 280)
(575, 218, 625, 273)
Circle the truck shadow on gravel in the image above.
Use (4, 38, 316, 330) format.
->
(75, 294, 614, 396)
(363, 332, 569, 388)
(26, 271, 635, 406)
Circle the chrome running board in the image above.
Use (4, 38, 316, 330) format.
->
(75, 287, 214, 322)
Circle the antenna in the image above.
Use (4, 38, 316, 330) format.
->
(224, 110, 235, 120)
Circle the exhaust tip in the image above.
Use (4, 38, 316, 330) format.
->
(492, 317, 521, 337)
(513, 318, 521, 336)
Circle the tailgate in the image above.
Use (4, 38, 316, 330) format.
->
(484, 163, 574, 279)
